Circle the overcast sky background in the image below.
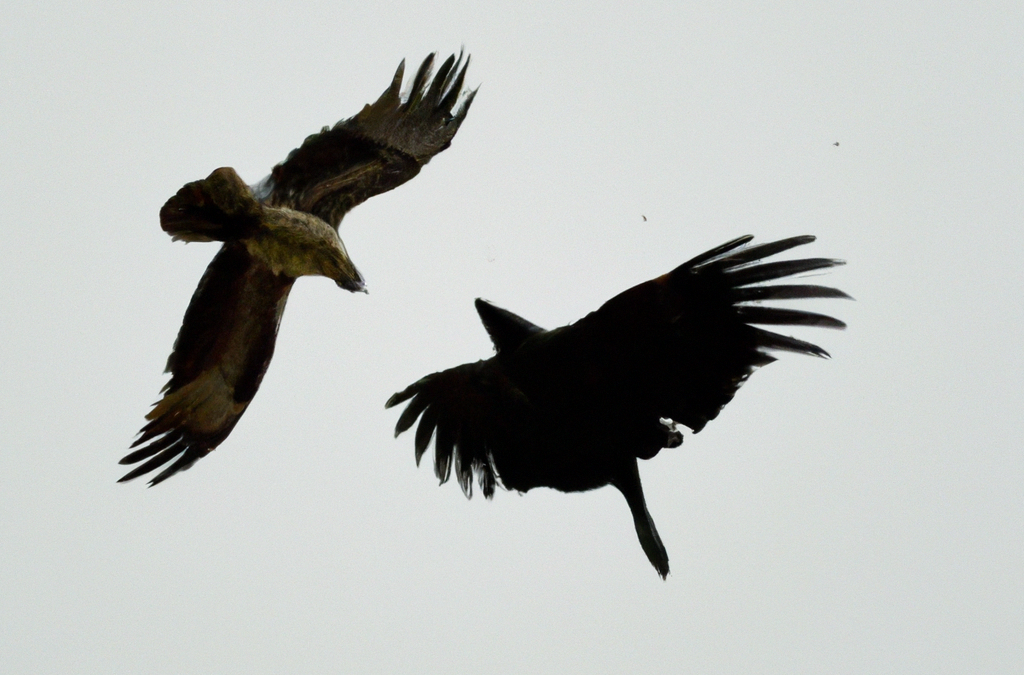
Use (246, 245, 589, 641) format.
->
(2, 1, 1022, 673)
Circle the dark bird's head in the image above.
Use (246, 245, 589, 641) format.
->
(474, 298, 544, 354)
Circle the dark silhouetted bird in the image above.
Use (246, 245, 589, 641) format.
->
(387, 235, 848, 577)
(121, 53, 476, 486)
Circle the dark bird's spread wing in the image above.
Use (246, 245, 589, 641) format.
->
(386, 360, 533, 499)
(258, 52, 476, 229)
(566, 234, 849, 436)
(120, 245, 294, 486)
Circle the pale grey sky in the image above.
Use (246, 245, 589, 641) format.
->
(2, 1, 1022, 673)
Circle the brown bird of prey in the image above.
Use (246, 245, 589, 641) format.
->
(387, 235, 848, 578)
(121, 53, 476, 486)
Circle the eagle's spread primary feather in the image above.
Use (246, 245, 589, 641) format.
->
(122, 53, 475, 486)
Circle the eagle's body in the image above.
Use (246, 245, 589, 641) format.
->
(387, 235, 848, 577)
(242, 208, 356, 281)
(122, 53, 475, 485)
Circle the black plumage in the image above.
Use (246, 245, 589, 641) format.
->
(387, 235, 849, 577)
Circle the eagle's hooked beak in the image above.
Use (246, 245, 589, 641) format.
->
(338, 277, 368, 294)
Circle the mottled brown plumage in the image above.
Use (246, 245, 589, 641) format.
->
(122, 53, 475, 486)
(387, 235, 849, 577)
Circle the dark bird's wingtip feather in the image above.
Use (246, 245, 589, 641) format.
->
(681, 235, 753, 269)
(752, 327, 834, 358)
(733, 284, 853, 302)
(735, 306, 847, 330)
(385, 387, 415, 410)
(672, 234, 849, 363)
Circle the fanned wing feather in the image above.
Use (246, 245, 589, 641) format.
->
(565, 235, 848, 435)
(120, 245, 294, 485)
(259, 52, 476, 229)
(734, 306, 846, 329)
(386, 361, 529, 498)
(732, 284, 851, 302)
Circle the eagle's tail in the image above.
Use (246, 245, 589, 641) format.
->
(159, 167, 262, 243)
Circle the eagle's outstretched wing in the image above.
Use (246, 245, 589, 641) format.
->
(120, 244, 293, 486)
(257, 52, 476, 229)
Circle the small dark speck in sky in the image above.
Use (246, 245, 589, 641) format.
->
(833, 141, 840, 146)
